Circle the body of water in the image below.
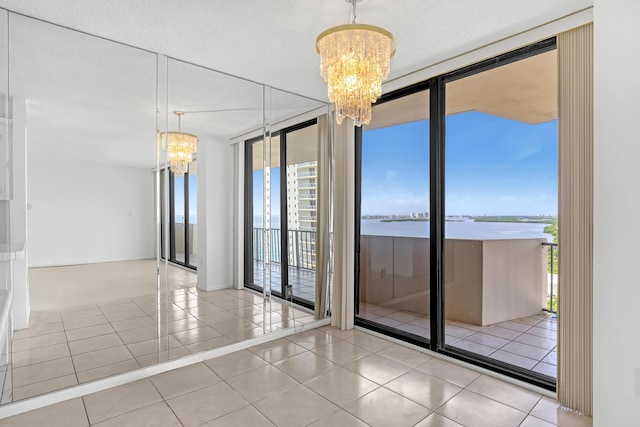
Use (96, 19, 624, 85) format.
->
(361, 219, 553, 241)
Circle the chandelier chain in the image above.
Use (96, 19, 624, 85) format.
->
(351, 0, 357, 23)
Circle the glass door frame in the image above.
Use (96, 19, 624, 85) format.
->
(354, 38, 557, 391)
(244, 118, 318, 310)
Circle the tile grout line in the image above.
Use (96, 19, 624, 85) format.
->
(61, 322, 81, 393)
(362, 307, 558, 374)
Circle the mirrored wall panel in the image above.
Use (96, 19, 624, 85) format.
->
(0, 8, 329, 405)
(7, 13, 159, 401)
(0, 8, 11, 405)
(6, 13, 159, 400)
(245, 88, 328, 323)
(159, 58, 271, 348)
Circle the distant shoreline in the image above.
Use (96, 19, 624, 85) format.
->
(380, 218, 429, 223)
(369, 215, 556, 224)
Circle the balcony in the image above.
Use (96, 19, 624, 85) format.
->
(299, 216, 317, 222)
(298, 183, 316, 189)
(250, 227, 558, 377)
(298, 194, 317, 200)
(358, 234, 558, 377)
(298, 204, 316, 211)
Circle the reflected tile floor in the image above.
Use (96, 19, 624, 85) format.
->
(11, 287, 315, 401)
(0, 327, 592, 426)
(358, 302, 558, 378)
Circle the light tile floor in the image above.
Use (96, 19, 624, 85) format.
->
(358, 302, 558, 378)
(0, 327, 592, 426)
(11, 287, 315, 402)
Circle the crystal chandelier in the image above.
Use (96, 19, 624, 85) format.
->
(160, 111, 198, 175)
(316, 0, 395, 126)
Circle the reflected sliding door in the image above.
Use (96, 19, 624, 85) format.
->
(167, 161, 197, 269)
(245, 119, 318, 308)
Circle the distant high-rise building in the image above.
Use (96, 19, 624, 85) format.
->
(286, 161, 317, 269)
(287, 161, 317, 231)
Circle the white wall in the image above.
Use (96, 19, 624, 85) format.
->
(27, 156, 155, 267)
(593, 0, 640, 424)
(196, 138, 234, 291)
(10, 98, 29, 328)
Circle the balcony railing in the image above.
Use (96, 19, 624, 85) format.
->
(297, 171, 317, 178)
(298, 194, 317, 200)
(298, 204, 316, 211)
(253, 227, 316, 270)
(542, 242, 558, 313)
(298, 183, 317, 189)
(298, 161, 317, 167)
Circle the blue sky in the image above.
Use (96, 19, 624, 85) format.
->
(362, 111, 558, 216)
(250, 110, 558, 221)
(253, 168, 281, 225)
(173, 174, 198, 223)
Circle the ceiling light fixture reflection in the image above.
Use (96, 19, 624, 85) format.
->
(160, 111, 198, 175)
(316, 0, 396, 126)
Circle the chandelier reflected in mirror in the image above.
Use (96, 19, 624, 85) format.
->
(160, 111, 198, 175)
(316, 0, 395, 126)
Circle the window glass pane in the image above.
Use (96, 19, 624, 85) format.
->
(286, 123, 318, 304)
(187, 161, 197, 267)
(443, 50, 558, 379)
(250, 135, 282, 290)
(357, 90, 430, 341)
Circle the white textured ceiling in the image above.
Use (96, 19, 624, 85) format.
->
(0, 0, 592, 100)
(0, 0, 592, 168)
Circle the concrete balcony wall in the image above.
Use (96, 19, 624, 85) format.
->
(360, 235, 547, 326)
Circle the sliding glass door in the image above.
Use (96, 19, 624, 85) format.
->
(443, 49, 558, 379)
(355, 40, 558, 389)
(356, 87, 431, 341)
